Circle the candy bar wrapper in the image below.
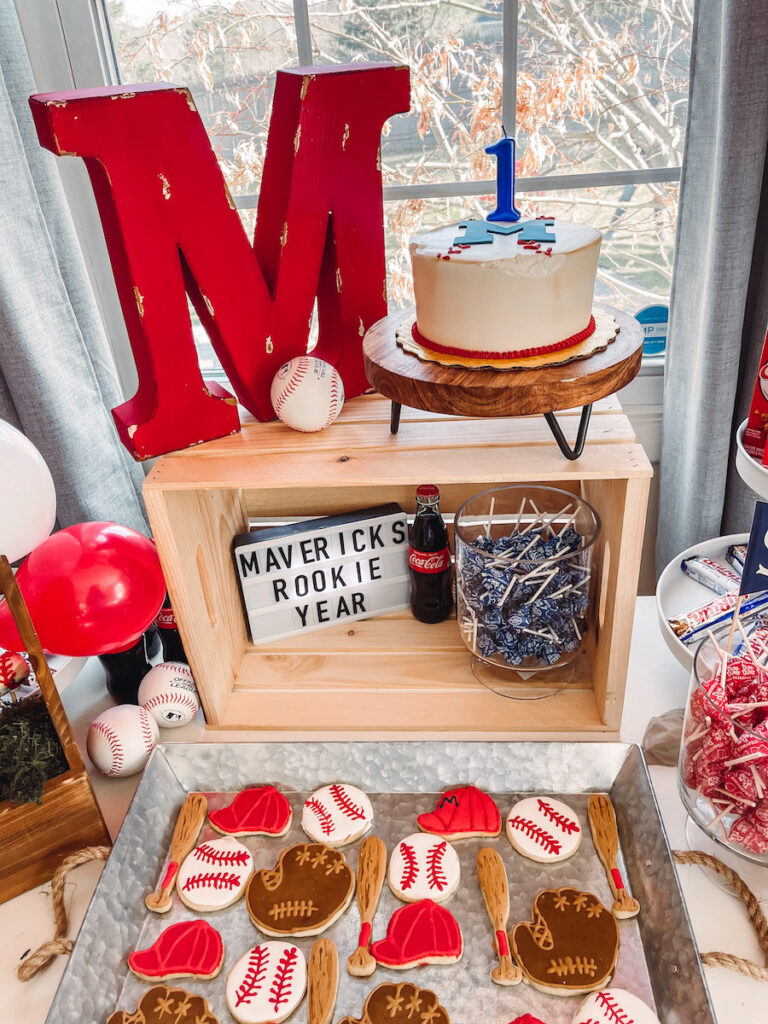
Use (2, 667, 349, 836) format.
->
(726, 544, 747, 574)
(670, 591, 768, 645)
(743, 326, 768, 460)
(681, 556, 740, 595)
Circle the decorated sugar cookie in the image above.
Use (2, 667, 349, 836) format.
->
(209, 785, 292, 837)
(371, 898, 463, 969)
(388, 833, 461, 903)
(226, 940, 307, 1024)
(337, 982, 450, 1024)
(246, 842, 355, 936)
(506, 797, 582, 863)
(128, 919, 224, 981)
(108, 985, 219, 1024)
(510, 887, 618, 996)
(417, 785, 501, 839)
(574, 989, 660, 1024)
(302, 783, 373, 847)
(177, 836, 253, 912)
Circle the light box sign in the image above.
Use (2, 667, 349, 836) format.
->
(234, 504, 409, 645)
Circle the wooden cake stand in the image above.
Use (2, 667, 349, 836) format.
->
(363, 304, 644, 459)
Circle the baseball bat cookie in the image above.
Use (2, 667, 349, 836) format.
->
(348, 835, 387, 978)
(227, 941, 307, 1024)
(388, 833, 460, 904)
(588, 794, 640, 918)
(476, 847, 522, 986)
(506, 797, 582, 863)
(146, 792, 207, 913)
(302, 782, 373, 847)
(128, 920, 224, 982)
(87, 704, 158, 777)
(177, 836, 254, 912)
(308, 938, 339, 1024)
(139, 662, 200, 728)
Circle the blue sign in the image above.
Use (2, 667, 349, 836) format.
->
(740, 501, 768, 595)
(635, 304, 668, 355)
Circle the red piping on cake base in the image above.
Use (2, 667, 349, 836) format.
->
(411, 315, 596, 361)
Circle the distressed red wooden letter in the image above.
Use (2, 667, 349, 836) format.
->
(29, 65, 410, 459)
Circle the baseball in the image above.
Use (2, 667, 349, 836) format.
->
(138, 661, 200, 728)
(270, 356, 344, 432)
(86, 704, 159, 777)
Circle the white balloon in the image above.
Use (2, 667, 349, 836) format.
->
(0, 420, 56, 562)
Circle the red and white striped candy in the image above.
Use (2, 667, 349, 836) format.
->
(388, 832, 461, 903)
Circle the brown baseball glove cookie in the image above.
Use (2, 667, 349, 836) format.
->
(246, 842, 355, 936)
(510, 887, 619, 996)
(338, 982, 450, 1024)
(107, 984, 219, 1024)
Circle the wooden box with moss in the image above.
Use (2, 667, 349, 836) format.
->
(0, 556, 110, 905)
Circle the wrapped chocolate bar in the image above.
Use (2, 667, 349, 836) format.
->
(669, 591, 768, 645)
(680, 555, 740, 595)
(727, 544, 747, 574)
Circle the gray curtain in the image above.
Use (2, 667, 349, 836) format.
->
(0, 1, 147, 532)
(657, 0, 768, 571)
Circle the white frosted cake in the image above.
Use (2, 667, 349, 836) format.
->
(409, 218, 602, 360)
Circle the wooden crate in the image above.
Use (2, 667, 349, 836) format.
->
(144, 394, 651, 738)
(0, 559, 110, 905)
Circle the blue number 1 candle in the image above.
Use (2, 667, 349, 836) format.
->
(485, 132, 521, 223)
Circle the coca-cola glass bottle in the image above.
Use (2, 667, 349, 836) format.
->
(409, 484, 453, 623)
(155, 591, 188, 663)
(98, 632, 153, 704)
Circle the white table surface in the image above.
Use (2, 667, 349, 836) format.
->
(3, 596, 766, 1023)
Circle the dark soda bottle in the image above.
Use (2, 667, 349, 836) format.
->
(155, 591, 187, 663)
(99, 632, 153, 704)
(408, 484, 453, 623)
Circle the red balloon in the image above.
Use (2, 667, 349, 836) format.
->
(0, 522, 165, 655)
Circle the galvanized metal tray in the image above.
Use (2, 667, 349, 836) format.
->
(46, 742, 714, 1024)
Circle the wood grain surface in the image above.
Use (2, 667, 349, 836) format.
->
(363, 305, 643, 417)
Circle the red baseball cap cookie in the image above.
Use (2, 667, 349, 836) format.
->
(510, 887, 619, 996)
(227, 941, 307, 1024)
(128, 919, 224, 981)
(371, 898, 463, 969)
(506, 797, 582, 863)
(388, 833, 461, 903)
(177, 836, 254, 912)
(302, 783, 373, 847)
(574, 989, 660, 1024)
(337, 983, 450, 1024)
(417, 785, 501, 839)
(209, 785, 292, 838)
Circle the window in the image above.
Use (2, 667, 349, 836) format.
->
(20, 0, 691, 384)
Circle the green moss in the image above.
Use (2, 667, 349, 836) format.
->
(0, 696, 69, 805)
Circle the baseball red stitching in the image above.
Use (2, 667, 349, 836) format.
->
(234, 944, 269, 1007)
(273, 360, 309, 418)
(595, 991, 635, 1024)
(507, 816, 562, 855)
(92, 721, 123, 774)
(329, 783, 365, 820)
(269, 945, 298, 1012)
(305, 797, 334, 836)
(398, 842, 418, 890)
(323, 377, 341, 429)
(139, 709, 155, 754)
(143, 692, 199, 716)
(537, 799, 580, 835)
(195, 843, 250, 867)
(426, 840, 448, 891)
(181, 871, 242, 892)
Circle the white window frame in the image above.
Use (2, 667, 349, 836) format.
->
(14, 0, 671, 426)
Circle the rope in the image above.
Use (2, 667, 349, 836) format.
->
(17, 846, 111, 982)
(674, 849, 768, 982)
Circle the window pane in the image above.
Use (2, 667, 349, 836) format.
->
(385, 184, 678, 312)
(517, 0, 691, 177)
(107, 1, 298, 195)
(308, 0, 504, 186)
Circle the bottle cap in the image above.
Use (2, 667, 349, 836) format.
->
(416, 484, 440, 503)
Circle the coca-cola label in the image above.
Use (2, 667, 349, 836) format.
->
(155, 607, 177, 629)
(408, 546, 451, 574)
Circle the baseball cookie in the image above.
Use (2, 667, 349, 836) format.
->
(371, 899, 463, 969)
(510, 887, 619, 996)
(388, 833, 461, 903)
(209, 785, 292, 838)
(574, 989, 660, 1024)
(177, 836, 253, 912)
(302, 783, 373, 847)
(108, 985, 219, 1024)
(128, 919, 224, 981)
(338, 982, 450, 1024)
(506, 797, 582, 863)
(226, 940, 307, 1024)
(246, 842, 355, 936)
(417, 785, 501, 839)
